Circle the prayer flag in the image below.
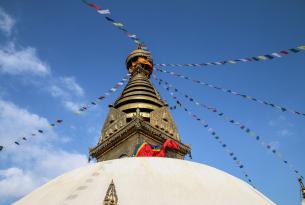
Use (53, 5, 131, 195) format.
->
(14, 141, 20, 145)
(56, 120, 63, 123)
(0, 145, 3, 151)
(264, 55, 274, 59)
(298, 45, 305, 50)
(105, 17, 114, 22)
(258, 56, 267, 60)
(113, 22, 124, 27)
(289, 48, 300, 53)
(127, 33, 136, 38)
(271, 53, 282, 58)
(87, 3, 101, 10)
(118, 27, 128, 32)
(97, 9, 110, 15)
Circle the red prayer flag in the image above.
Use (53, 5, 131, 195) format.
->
(88, 3, 101, 10)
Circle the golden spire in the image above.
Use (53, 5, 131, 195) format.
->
(89, 47, 191, 161)
(125, 46, 153, 78)
(298, 177, 305, 205)
(103, 180, 118, 205)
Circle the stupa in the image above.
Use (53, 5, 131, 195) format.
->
(14, 47, 276, 205)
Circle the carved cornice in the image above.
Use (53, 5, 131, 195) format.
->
(90, 117, 191, 159)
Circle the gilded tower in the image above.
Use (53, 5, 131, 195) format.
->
(89, 46, 191, 161)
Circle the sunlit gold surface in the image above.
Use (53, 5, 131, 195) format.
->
(90, 47, 191, 161)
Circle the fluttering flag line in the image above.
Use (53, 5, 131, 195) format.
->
(154, 75, 303, 179)
(0, 119, 64, 152)
(0, 75, 130, 153)
(155, 68, 305, 118)
(74, 74, 130, 114)
(155, 45, 305, 68)
(82, 0, 148, 50)
(156, 83, 255, 186)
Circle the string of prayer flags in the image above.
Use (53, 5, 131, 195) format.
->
(74, 74, 130, 115)
(155, 68, 305, 118)
(154, 75, 303, 179)
(82, 0, 148, 50)
(47, 119, 64, 128)
(155, 45, 305, 68)
(104, 16, 147, 49)
(82, 0, 111, 14)
(1, 74, 130, 153)
(159, 85, 254, 185)
(0, 118, 64, 153)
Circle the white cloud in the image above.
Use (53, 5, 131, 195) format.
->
(0, 99, 87, 203)
(46, 77, 85, 112)
(47, 77, 84, 98)
(48, 84, 67, 98)
(61, 77, 84, 97)
(0, 7, 85, 113)
(63, 100, 82, 112)
(0, 7, 15, 35)
(0, 99, 49, 145)
(0, 44, 50, 76)
(0, 168, 38, 199)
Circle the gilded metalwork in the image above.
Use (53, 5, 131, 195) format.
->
(299, 177, 305, 199)
(90, 116, 191, 161)
(125, 45, 153, 77)
(100, 107, 126, 143)
(103, 180, 118, 205)
(150, 107, 180, 140)
(90, 47, 191, 161)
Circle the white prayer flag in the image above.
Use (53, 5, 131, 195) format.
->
(97, 9, 110, 15)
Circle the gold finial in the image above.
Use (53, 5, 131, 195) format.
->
(136, 107, 141, 117)
(137, 44, 143, 50)
(298, 177, 305, 199)
(103, 180, 118, 205)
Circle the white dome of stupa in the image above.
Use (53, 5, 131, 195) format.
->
(14, 157, 275, 205)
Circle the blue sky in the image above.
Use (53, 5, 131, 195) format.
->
(0, 0, 304, 204)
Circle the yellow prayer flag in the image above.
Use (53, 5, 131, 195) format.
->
(298, 45, 305, 50)
(249, 132, 256, 137)
(113, 22, 123, 27)
(228, 60, 236, 64)
(258, 56, 267, 60)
